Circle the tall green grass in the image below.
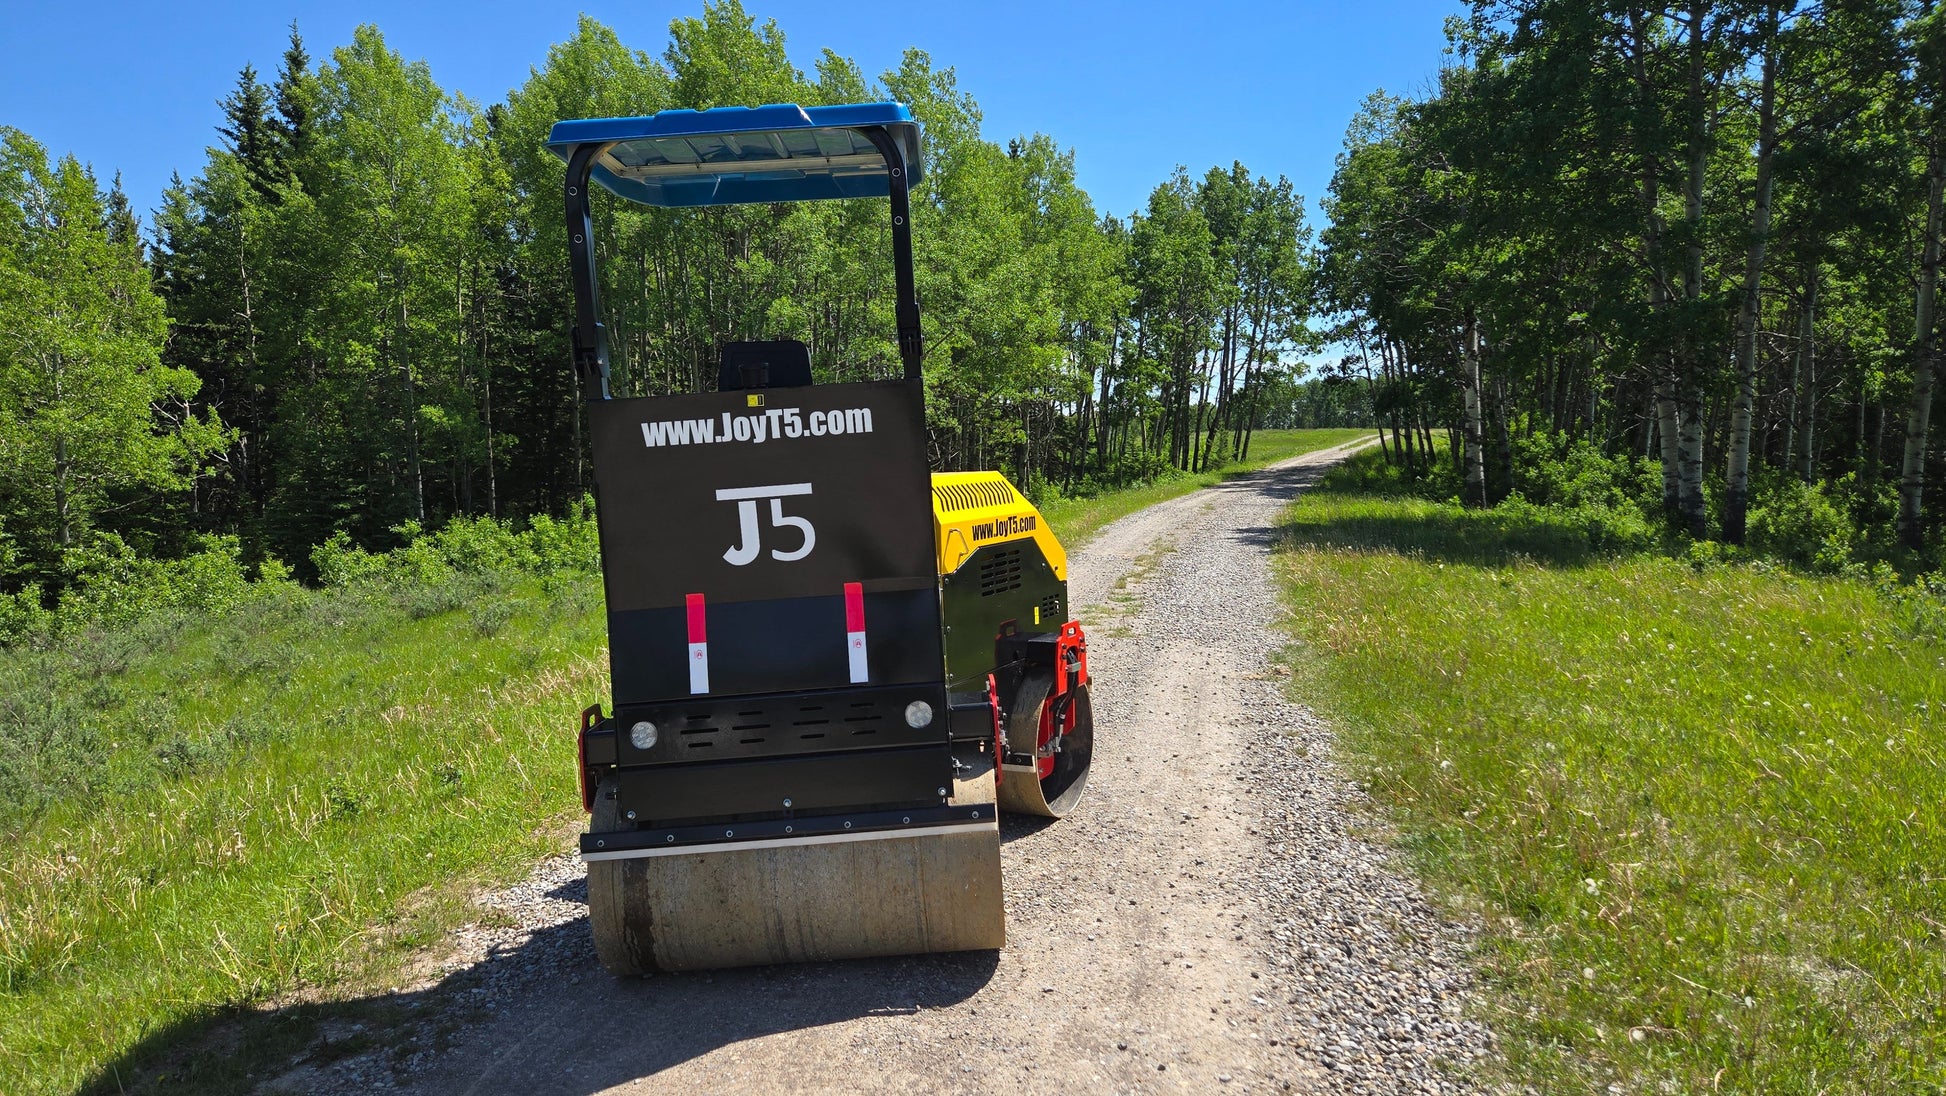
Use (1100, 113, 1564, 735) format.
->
(1036, 428, 1372, 547)
(0, 550, 607, 1094)
(1275, 453, 1946, 1093)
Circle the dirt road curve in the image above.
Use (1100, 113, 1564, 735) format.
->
(270, 437, 1493, 1095)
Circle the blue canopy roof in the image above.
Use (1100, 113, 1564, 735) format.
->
(547, 102, 923, 209)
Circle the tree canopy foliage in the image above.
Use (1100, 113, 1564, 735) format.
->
(1319, 0, 1944, 563)
(0, 131, 225, 565)
(0, 3, 1326, 597)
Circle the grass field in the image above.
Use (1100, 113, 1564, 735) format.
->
(1274, 452, 1946, 1094)
(0, 575, 608, 1095)
(1036, 428, 1372, 546)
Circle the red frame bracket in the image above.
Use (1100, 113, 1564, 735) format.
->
(986, 672, 1004, 787)
(1054, 620, 1088, 696)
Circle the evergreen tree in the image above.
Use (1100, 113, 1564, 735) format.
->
(218, 64, 280, 200)
(272, 22, 313, 187)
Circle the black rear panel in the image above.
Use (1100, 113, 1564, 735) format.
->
(587, 378, 943, 704)
(615, 744, 947, 827)
(586, 378, 947, 826)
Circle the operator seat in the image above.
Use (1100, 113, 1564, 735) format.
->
(719, 340, 813, 390)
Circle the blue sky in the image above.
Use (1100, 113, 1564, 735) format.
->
(0, 1, 1462, 237)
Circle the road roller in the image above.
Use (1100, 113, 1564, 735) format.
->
(549, 102, 1094, 975)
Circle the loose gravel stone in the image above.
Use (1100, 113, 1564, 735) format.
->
(1068, 446, 1496, 1093)
(263, 439, 1500, 1096)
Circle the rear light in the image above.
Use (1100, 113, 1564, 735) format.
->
(578, 704, 605, 812)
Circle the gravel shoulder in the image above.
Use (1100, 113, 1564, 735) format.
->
(266, 437, 1494, 1095)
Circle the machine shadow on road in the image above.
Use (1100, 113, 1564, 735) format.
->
(79, 872, 1002, 1096)
(1000, 811, 1056, 844)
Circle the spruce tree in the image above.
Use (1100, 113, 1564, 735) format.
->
(218, 64, 278, 200)
(271, 23, 312, 189)
(103, 171, 140, 252)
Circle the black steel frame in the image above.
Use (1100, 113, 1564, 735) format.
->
(581, 800, 990, 856)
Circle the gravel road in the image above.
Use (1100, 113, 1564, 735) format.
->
(267, 437, 1495, 1095)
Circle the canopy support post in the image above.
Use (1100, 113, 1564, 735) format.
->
(859, 126, 924, 381)
(564, 143, 611, 402)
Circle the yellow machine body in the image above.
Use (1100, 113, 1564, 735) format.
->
(930, 472, 1066, 582)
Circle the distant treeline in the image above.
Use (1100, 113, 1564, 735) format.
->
(1320, 1, 1945, 563)
(0, 1, 1331, 594)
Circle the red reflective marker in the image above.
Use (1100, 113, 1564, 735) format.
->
(686, 592, 708, 694)
(844, 582, 867, 683)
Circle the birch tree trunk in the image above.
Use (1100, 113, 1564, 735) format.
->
(54, 435, 71, 549)
(1203, 302, 1239, 469)
(1676, 377, 1707, 536)
(1723, 14, 1778, 544)
(483, 313, 498, 519)
(1657, 378, 1682, 513)
(401, 285, 425, 524)
(1859, 380, 1873, 484)
(1461, 314, 1487, 507)
(235, 216, 259, 504)
(1236, 316, 1265, 461)
(1637, 98, 1679, 510)
(1898, 123, 1944, 549)
(1494, 372, 1514, 502)
(1674, 0, 1713, 538)
(1357, 331, 1392, 465)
